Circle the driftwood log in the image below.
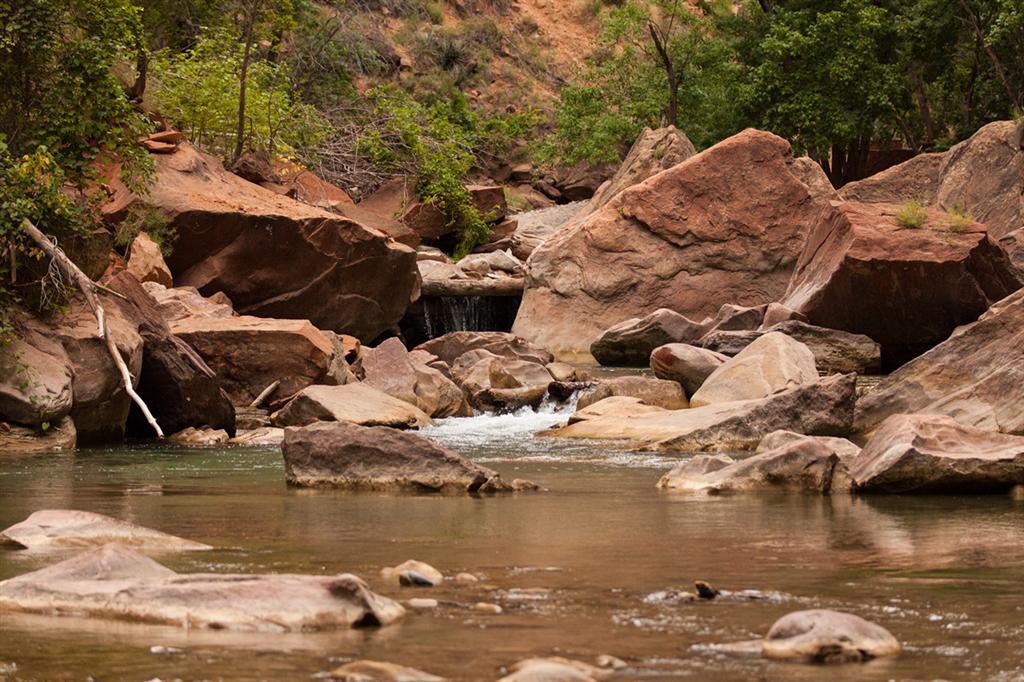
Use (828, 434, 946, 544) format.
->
(21, 218, 164, 438)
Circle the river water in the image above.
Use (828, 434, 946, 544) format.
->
(1, 403, 1023, 681)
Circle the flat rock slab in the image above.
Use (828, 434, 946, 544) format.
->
(283, 422, 534, 493)
(0, 543, 404, 631)
(851, 413, 1024, 493)
(762, 609, 900, 663)
(550, 374, 856, 452)
(272, 384, 431, 429)
(0, 510, 211, 551)
(329, 660, 443, 681)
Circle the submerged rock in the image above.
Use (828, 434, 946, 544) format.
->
(499, 657, 611, 682)
(328, 660, 443, 681)
(549, 374, 856, 452)
(227, 427, 285, 446)
(282, 422, 533, 493)
(0, 510, 210, 551)
(567, 397, 667, 425)
(762, 609, 900, 663)
(0, 543, 403, 631)
(272, 384, 431, 429)
(689, 332, 818, 408)
(167, 427, 229, 446)
(851, 414, 1024, 493)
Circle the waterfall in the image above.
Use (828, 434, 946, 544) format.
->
(403, 295, 522, 345)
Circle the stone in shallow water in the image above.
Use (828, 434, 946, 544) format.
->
(283, 422, 535, 493)
(0, 510, 211, 551)
(0, 543, 404, 631)
(328, 660, 444, 681)
(381, 560, 443, 587)
(851, 413, 1024, 493)
(761, 609, 900, 663)
(499, 657, 611, 681)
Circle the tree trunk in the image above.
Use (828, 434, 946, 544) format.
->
(232, 19, 256, 164)
(127, 49, 149, 102)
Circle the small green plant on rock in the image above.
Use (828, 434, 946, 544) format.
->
(945, 206, 975, 232)
(895, 200, 928, 228)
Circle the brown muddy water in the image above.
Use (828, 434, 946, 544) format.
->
(1, 404, 1023, 681)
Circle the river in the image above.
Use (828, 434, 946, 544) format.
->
(1, 403, 1023, 680)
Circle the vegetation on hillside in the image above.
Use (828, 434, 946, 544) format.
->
(1, 0, 1022, 318)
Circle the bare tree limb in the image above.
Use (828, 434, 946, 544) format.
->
(20, 218, 165, 438)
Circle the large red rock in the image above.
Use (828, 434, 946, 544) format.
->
(0, 313, 73, 427)
(854, 289, 1024, 435)
(839, 120, 1024, 239)
(106, 273, 235, 437)
(170, 316, 335, 405)
(104, 142, 418, 341)
(513, 129, 832, 359)
(851, 414, 1024, 493)
(781, 201, 1021, 362)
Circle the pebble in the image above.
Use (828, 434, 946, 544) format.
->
(399, 571, 437, 587)
(472, 602, 503, 614)
(148, 646, 182, 655)
(453, 572, 479, 584)
(595, 654, 627, 669)
(406, 598, 439, 610)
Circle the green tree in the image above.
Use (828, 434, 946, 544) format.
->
(747, 0, 902, 186)
(544, 0, 744, 164)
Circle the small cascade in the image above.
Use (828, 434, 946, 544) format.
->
(402, 294, 522, 345)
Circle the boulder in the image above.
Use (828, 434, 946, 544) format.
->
(762, 610, 901, 663)
(759, 302, 808, 329)
(854, 289, 1024, 435)
(934, 120, 1023, 239)
(415, 332, 553, 367)
(583, 126, 696, 217)
(548, 162, 617, 202)
(704, 304, 767, 333)
(699, 321, 881, 375)
(0, 418, 76, 454)
(104, 142, 417, 341)
(272, 384, 431, 429)
(509, 201, 587, 261)
(140, 281, 234, 323)
(0, 543, 404, 631)
(590, 309, 710, 367)
(756, 430, 860, 459)
(838, 152, 944, 205)
(107, 273, 235, 436)
(125, 232, 173, 287)
(362, 338, 469, 418)
(328, 661, 443, 681)
(453, 352, 553, 391)
(0, 315, 73, 426)
(650, 344, 728, 396)
(282, 422, 530, 492)
(499, 657, 610, 682)
(850, 414, 1024, 493)
(780, 201, 1022, 362)
(657, 437, 853, 494)
(999, 227, 1024, 272)
(514, 129, 830, 359)
(473, 385, 548, 413)
(576, 376, 688, 410)
(690, 332, 819, 408)
(49, 293, 144, 443)
(0, 509, 211, 551)
(170, 316, 335, 406)
(548, 374, 856, 452)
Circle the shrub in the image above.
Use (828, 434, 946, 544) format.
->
(150, 31, 329, 162)
(895, 200, 928, 228)
(945, 206, 975, 232)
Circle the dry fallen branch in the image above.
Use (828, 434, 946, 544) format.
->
(21, 218, 165, 438)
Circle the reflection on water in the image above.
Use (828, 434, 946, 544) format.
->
(1, 410, 1023, 681)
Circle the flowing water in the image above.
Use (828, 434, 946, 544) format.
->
(1, 403, 1024, 681)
